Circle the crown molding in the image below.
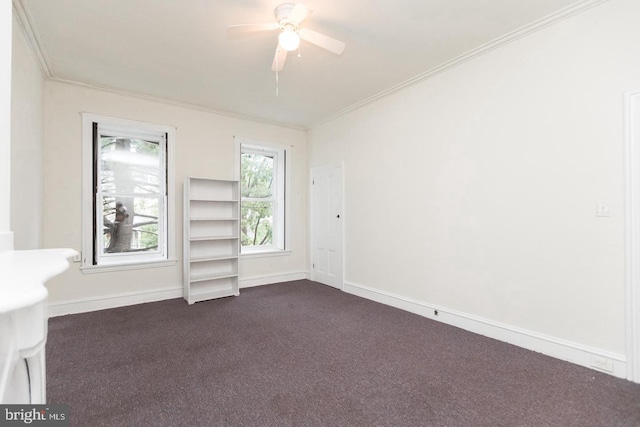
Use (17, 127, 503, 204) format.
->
(12, 0, 54, 78)
(47, 77, 306, 131)
(12, 0, 609, 132)
(11, 0, 305, 131)
(308, 0, 610, 130)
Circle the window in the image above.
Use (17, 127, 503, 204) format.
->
(237, 139, 288, 255)
(82, 114, 175, 271)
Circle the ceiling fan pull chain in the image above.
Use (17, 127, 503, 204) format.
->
(274, 49, 279, 96)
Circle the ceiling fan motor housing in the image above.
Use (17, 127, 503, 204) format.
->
(275, 3, 298, 27)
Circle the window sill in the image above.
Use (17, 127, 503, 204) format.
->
(240, 250, 291, 260)
(80, 259, 178, 274)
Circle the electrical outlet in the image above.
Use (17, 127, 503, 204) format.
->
(590, 356, 614, 373)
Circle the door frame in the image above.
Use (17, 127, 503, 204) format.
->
(625, 90, 640, 383)
(309, 162, 345, 289)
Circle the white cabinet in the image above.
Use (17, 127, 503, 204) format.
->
(183, 177, 239, 304)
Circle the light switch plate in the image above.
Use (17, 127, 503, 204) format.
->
(596, 201, 610, 217)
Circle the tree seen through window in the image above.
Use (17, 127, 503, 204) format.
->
(240, 152, 274, 247)
(100, 136, 162, 254)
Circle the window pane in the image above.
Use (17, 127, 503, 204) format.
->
(241, 153, 274, 198)
(100, 137, 161, 195)
(102, 196, 160, 253)
(241, 201, 273, 246)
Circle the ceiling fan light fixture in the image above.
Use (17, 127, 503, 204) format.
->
(227, 3, 345, 72)
(279, 27, 300, 51)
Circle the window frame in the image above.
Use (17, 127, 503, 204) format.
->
(81, 113, 176, 272)
(235, 137, 290, 257)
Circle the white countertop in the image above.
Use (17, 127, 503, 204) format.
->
(0, 248, 77, 313)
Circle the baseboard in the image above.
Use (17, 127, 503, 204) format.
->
(239, 271, 310, 288)
(343, 280, 627, 379)
(48, 271, 311, 316)
(0, 231, 13, 251)
(48, 286, 183, 317)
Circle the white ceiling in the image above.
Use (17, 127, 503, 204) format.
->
(17, 0, 589, 129)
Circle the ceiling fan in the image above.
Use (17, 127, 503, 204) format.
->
(227, 3, 346, 72)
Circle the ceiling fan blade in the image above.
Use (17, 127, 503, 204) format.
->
(299, 28, 345, 55)
(271, 45, 288, 71)
(227, 23, 279, 38)
(289, 4, 311, 24)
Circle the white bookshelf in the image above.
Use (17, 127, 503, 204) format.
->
(183, 177, 239, 304)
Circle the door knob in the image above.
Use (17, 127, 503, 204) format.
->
(337, 214, 340, 218)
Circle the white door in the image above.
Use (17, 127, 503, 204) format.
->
(311, 164, 343, 289)
(626, 91, 640, 382)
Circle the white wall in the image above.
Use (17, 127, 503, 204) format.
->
(43, 81, 307, 306)
(0, 0, 13, 251)
(11, 13, 44, 250)
(308, 0, 639, 357)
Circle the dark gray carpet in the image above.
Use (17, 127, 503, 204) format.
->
(47, 280, 640, 426)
